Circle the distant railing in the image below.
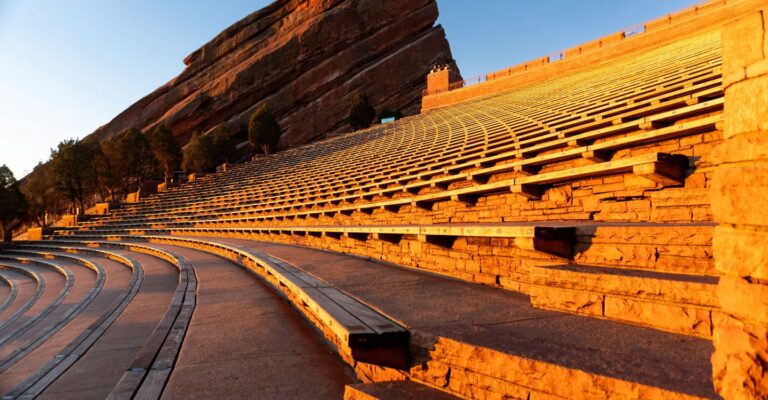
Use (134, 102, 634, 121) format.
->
(423, 0, 727, 98)
(448, 74, 486, 91)
(623, 23, 645, 38)
(545, 51, 564, 63)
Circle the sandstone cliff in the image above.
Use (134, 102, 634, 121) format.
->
(88, 0, 457, 148)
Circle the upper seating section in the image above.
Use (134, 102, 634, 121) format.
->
(82, 31, 721, 231)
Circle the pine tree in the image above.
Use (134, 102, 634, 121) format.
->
(248, 104, 281, 155)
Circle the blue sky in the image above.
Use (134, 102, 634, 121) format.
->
(0, 0, 695, 178)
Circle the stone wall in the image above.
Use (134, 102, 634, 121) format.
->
(711, 8, 768, 399)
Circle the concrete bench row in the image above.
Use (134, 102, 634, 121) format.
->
(93, 35, 722, 223)
(0, 243, 197, 398)
(46, 236, 411, 370)
(99, 84, 721, 222)
(15, 243, 196, 400)
(57, 222, 577, 258)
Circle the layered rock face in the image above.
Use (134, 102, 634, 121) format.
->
(87, 0, 456, 148)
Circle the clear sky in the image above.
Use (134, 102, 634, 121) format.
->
(0, 0, 696, 178)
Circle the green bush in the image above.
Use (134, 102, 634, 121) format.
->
(248, 104, 281, 155)
(348, 93, 376, 131)
(182, 132, 217, 173)
(149, 124, 182, 184)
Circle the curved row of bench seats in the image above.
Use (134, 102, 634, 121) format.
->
(0, 238, 410, 398)
(12, 243, 197, 400)
(45, 237, 410, 370)
(0, 243, 195, 398)
(83, 31, 721, 227)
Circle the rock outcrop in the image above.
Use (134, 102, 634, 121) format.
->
(88, 0, 457, 148)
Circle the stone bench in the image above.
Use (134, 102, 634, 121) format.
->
(17, 242, 195, 399)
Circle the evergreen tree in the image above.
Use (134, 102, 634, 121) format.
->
(0, 165, 28, 241)
(348, 93, 376, 131)
(49, 139, 98, 211)
(248, 104, 281, 155)
(111, 128, 159, 193)
(94, 140, 122, 201)
(211, 125, 238, 164)
(21, 162, 59, 227)
(182, 132, 217, 173)
(149, 124, 182, 184)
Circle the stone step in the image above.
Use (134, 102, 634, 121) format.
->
(193, 238, 717, 399)
(530, 264, 718, 337)
(343, 381, 459, 400)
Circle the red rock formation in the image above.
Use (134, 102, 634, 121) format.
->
(88, 0, 457, 148)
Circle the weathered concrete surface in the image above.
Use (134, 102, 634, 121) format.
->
(213, 238, 717, 399)
(153, 244, 356, 399)
(0, 270, 38, 324)
(87, 0, 456, 149)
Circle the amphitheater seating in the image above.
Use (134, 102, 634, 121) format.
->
(1, 28, 730, 399)
(81, 33, 721, 227)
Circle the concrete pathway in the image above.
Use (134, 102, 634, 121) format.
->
(151, 244, 356, 400)
(215, 238, 717, 399)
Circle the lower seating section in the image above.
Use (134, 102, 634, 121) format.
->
(57, 221, 717, 338)
(0, 240, 368, 398)
(1, 235, 718, 399)
(14, 27, 732, 400)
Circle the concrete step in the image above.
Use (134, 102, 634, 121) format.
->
(530, 264, 718, 337)
(189, 238, 717, 400)
(344, 381, 458, 400)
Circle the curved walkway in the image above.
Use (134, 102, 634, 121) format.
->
(149, 244, 355, 399)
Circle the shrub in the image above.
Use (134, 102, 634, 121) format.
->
(182, 132, 216, 173)
(248, 104, 281, 155)
(348, 93, 376, 131)
(149, 124, 182, 184)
